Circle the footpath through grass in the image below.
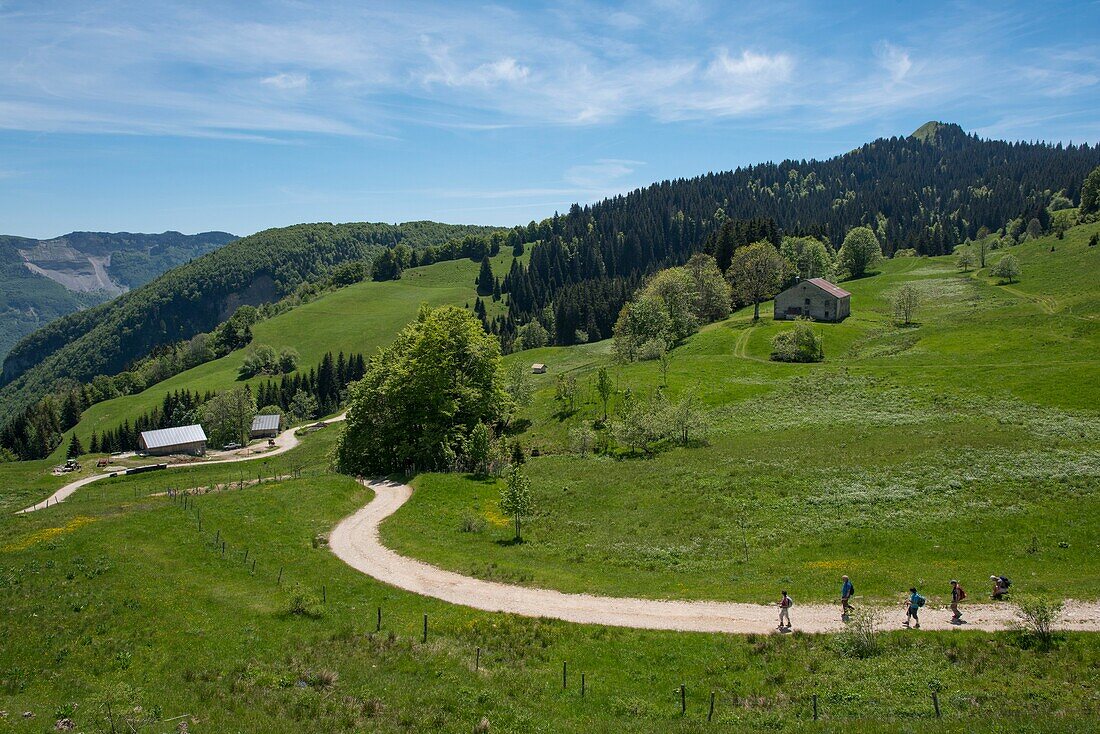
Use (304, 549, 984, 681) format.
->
(1, 429, 1097, 732)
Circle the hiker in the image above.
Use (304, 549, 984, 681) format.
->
(840, 575, 854, 617)
(903, 587, 925, 628)
(778, 590, 793, 630)
(950, 580, 966, 622)
(991, 575, 1011, 600)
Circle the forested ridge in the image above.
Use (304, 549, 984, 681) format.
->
(0, 221, 497, 423)
(499, 123, 1100, 345)
(0, 230, 234, 363)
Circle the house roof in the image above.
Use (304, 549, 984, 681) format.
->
(806, 278, 851, 298)
(251, 414, 281, 432)
(531, 363, 546, 369)
(140, 424, 207, 449)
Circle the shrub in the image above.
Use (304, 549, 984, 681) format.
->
(287, 591, 324, 619)
(1015, 597, 1063, 649)
(836, 609, 881, 658)
(770, 321, 825, 363)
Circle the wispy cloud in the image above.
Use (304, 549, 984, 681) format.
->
(0, 1, 1096, 141)
(564, 159, 644, 189)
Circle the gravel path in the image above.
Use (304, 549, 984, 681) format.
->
(330, 479, 1100, 634)
(16, 414, 345, 514)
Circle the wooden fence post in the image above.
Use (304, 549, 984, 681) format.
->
(422, 613, 428, 643)
(708, 691, 715, 722)
(376, 606, 382, 632)
(277, 566, 283, 585)
(680, 683, 686, 715)
(475, 647, 480, 671)
(813, 693, 818, 721)
(563, 661, 567, 689)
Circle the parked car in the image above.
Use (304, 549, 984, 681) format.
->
(222, 442, 243, 451)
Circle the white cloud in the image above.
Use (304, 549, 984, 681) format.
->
(261, 72, 310, 90)
(876, 43, 912, 83)
(0, 1, 1095, 140)
(564, 159, 644, 188)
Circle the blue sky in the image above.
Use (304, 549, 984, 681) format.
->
(1, 0, 1098, 238)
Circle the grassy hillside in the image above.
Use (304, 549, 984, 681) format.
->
(383, 222, 1100, 604)
(0, 221, 498, 423)
(60, 250, 522, 460)
(1, 428, 1096, 732)
(1, 226, 1098, 732)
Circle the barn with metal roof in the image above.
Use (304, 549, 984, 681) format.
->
(774, 278, 851, 323)
(138, 425, 208, 456)
(250, 414, 282, 439)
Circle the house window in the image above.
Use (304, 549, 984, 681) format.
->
(804, 298, 811, 306)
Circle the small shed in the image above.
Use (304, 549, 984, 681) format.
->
(250, 414, 282, 439)
(139, 425, 207, 456)
(531, 363, 547, 374)
(774, 278, 851, 323)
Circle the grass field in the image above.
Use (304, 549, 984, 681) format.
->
(60, 250, 522, 463)
(2, 226, 1098, 731)
(382, 224, 1100, 605)
(1, 426, 1097, 731)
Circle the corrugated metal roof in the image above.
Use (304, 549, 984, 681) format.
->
(140, 424, 207, 449)
(806, 278, 851, 298)
(251, 414, 281, 432)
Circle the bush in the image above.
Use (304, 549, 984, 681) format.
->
(836, 609, 881, 658)
(287, 591, 324, 619)
(1015, 597, 1063, 648)
(770, 321, 825, 363)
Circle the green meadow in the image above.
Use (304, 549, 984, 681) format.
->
(2, 225, 1099, 731)
(384, 224, 1100, 605)
(1, 426, 1097, 732)
(61, 251, 522, 463)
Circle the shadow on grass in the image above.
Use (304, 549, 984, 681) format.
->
(495, 537, 524, 547)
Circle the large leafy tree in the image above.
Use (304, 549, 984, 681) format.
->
(726, 241, 787, 320)
(335, 305, 511, 475)
(779, 236, 834, 281)
(1081, 165, 1100, 217)
(837, 226, 883, 278)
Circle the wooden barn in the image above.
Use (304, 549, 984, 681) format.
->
(250, 414, 282, 439)
(138, 425, 208, 456)
(773, 278, 851, 323)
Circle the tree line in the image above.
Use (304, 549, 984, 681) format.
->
(83, 350, 366, 455)
(494, 126, 1100, 349)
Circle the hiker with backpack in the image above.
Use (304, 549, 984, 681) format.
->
(903, 587, 925, 628)
(991, 575, 1011, 600)
(778, 590, 793, 630)
(840, 575, 854, 618)
(950, 580, 966, 622)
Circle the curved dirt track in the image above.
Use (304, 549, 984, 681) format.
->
(331, 479, 1100, 635)
(16, 414, 345, 514)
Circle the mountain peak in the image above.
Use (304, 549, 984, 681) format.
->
(909, 121, 968, 145)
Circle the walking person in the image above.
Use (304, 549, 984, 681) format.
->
(950, 580, 966, 623)
(840, 575, 855, 618)
(778, 590, 793, 631)
(903, 587, 925, 629)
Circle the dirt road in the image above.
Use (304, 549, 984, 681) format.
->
(15, 414, 345, 514)
(330, 479, 1100, 634)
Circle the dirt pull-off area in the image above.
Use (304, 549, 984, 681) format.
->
(330, 479, 1100, 635)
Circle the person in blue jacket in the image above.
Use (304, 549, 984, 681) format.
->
(840, 575, 855, 618)
(903, 587, 925, 628)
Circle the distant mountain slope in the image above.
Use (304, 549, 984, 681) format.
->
(0, 230, 235, 362)
(502, 122, 1100, 343)
(0, 221, 497, 421)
